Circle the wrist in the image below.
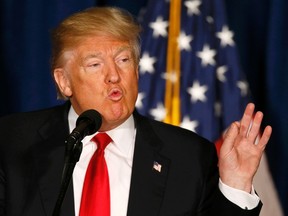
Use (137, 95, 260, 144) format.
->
(220, 174, 252, 193)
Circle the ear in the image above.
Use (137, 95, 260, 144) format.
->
(53, 68, 72, 97)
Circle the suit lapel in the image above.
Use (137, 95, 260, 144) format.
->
(127, 113, 170, 216)
(33, 103, 75, 216)
(32, 107, 170, 216)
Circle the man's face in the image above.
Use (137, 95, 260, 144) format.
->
(54, 35, 139, 131)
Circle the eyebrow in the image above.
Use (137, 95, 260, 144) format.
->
(81, 45, 132, 62)
(81, 53, 101, 62)
(114, 45, 131, 56)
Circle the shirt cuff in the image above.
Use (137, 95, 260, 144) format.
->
(218, 178, 260, 210)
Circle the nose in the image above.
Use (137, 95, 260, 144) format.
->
(105, 62, 120, 84)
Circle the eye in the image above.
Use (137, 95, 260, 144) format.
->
(83, 60, 102, 73)
(120, 57, 129, 63)
(88, 63, 100, 68)
(116, 54, 132, 66)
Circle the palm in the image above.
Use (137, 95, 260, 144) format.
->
(218, 103, 272, 192)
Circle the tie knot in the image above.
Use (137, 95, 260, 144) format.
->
(91, 133, 112, 150)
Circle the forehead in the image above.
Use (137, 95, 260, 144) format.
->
(78, 35, 131, 51)
(82, 45, 132, 59)
(62, 35, 134, 65)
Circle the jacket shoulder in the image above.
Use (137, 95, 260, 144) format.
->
(0, 102, 69, 138)
(0, 102, 68, 125)
(134, 111, 214, 153)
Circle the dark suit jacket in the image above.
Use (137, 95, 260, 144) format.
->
(0, 102, 261, 216)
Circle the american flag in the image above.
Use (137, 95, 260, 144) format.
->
(136, 0, 250, 143)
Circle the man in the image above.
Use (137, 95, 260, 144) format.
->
(0, 7, 272, 216)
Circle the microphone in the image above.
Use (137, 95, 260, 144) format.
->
(66, 109, 102, 146)
(53, 109, 102, 216)
(65, 109, 102, 162)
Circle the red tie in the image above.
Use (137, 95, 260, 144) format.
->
(79, 133, 112, 216)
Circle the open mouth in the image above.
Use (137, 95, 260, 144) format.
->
(108, 88, 123, 101)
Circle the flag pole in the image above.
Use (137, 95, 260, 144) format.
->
(164, 0, 182, 126)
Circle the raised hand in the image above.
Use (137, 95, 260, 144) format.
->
(218, 103, 272, 192)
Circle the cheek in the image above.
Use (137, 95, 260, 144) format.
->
(70, 71, 100, 92)
(70, 77, 103, 105)
(126, 76, 139, 104)
(74, 81, 102, 99)
(132, 77, 139, 94)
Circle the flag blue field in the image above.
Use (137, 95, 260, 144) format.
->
(136, 0, 249, 142)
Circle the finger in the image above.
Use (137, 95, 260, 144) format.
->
(222, 121, 240, 138)
(221, 122, 239, 155)
(246, 111, 263, 142)
(257, 125, 272, 150)
(240, 103, 255, 137)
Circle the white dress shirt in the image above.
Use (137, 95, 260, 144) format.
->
(68, 107, 259, 216)
(70, 107, 135, 216)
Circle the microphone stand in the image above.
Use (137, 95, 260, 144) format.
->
(52, 139, 83, 216)
(52, 109, 102, 216)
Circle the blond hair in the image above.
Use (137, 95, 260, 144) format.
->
(50, 7, 142, 99)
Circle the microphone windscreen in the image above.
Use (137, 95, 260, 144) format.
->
(76, 109, 102, 136)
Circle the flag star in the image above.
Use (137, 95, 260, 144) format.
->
(149, 16, 169, 38)
(196, 44, 216, 66)
(184, 0, 202, 16)
(237, 80, 249, 96)
(214, 101, 222, 117)
(177, 31, 193, 51)
(139, 52, 157, 74)
(162, 71, 178, 83)
(187, 81, 208, 102)
(216, 25, 235, 47)
(136, 92, 145, 109)
(149, 103, 167, 121)
(180, 116, 199, 132)
(216, 66, 228, 82)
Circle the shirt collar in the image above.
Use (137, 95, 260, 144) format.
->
(68, 106, 135, 158)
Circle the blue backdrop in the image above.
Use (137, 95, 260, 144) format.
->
(0, 0, 287, 214)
